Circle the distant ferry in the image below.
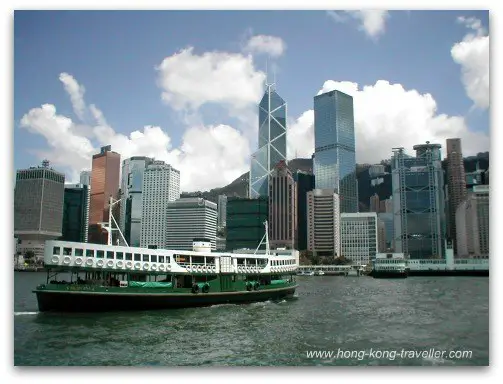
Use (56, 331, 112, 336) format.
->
(371, 253, 408, 279)
(32, 203, 297, 312)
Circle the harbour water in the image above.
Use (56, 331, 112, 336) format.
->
(14, 272, 489, 366)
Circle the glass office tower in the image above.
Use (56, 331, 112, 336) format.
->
(249, 83, 287, 198)
(313, 89, 358, 213)
(120, 156, 154, 247)
(392, 143, 446, 259)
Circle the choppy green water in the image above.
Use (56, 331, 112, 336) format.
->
(14, 272, 489, 366)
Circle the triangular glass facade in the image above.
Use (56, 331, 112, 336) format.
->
(250, 84, 287, 198)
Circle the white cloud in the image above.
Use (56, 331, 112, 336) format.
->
(20, 72, 253, 191)
(287, 110, 314, 159)
(451, 16, 489, 109)
(59, 72, 86, 121)
(156, 46, 265, 112)
(244, 35, 286, 57)
(20, 104, 96, 180)
(327, 10, 390, 39)
(287, 80, 489, 164)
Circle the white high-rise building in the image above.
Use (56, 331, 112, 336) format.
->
(166, 198, 218, 250)
(340, 212, 378, 265)
(307, 189, 340, 257)
(140, 161, 180, 249)
(79, 170, 91, 187)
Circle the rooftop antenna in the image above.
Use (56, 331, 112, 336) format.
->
(265, 57, 270, 87)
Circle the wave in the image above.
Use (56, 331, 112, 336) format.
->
(14, 311, 39, 316)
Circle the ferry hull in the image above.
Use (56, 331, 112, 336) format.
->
(33, 285, 298, 312)
(371, 271, 408, 279)
(407, 270, 489, 277)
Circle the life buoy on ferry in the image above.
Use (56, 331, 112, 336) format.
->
(126, 261, 133, 269)
(159, 264, 165, 272)
(143, 263, 149, 270)
(86, 259, 94, 267)
(134, 262, 141, 270)
(151, 264, 157, 271)
(202, 266, 207, 273)
(116, 261, 124, 269)
(166, 264, 172, 271)
(51, 256, 59, 264)
(197, 265, 202, 273)
(211, 266, 216, 273)
(186, 265, 192, 272)
(107, 260, 114, 268)
(97, 259, 105, 267)
(75, 257, 83, 266)
(63, 256, 72, 265)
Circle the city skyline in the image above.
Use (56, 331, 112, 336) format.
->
(14, 10, 489, 193)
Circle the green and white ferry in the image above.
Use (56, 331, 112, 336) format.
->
(33, 211, 298, 312)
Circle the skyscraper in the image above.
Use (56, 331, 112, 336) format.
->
(120, 156, 154, 247)
(307, 189, 340, 258)
(446, 138, 467, 254)
(166, 198, 218, 250)
(14, 161, 65, 259)
(217, 194, 227, 230)
(456, 185, 489, 258)
(392, 143, 446, 259)
(61, 183, 89, 243)
(313, 89, 358, 213)
(79, 170, 91, 186)
(226, 197, 268, 251)
(369, 193, 380, 213)
(295, 170, 314, 251)
(140, 161, 180, 249)
(268, 160, 297, 249)
(340, 212, 378, 265)
(249, 81, 287, 198)
(88, 145, 121, 244)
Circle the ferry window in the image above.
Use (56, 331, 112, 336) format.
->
(107, 251, 114, 259)
(206, 257, 215, 264)
(75, 248, 83, 256)
(143, 254, 149, 262)
(237, 258, 245, 265)
(151, 255, 158, 263)
(165, 256, 171, 263)
(97, 250, 104, 258)
(134, 253, 141, 261)
(86, 249, 94, 257)
(192, 256, 204, 264)
(63, 247, 72, 256)
(159, 256, 165, 263)
(116, 252, 124, 260)
(125, 253, 132, 261)
(53, 247, 60, 255)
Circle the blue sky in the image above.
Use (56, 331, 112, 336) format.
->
(14, 10, 490, 191)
